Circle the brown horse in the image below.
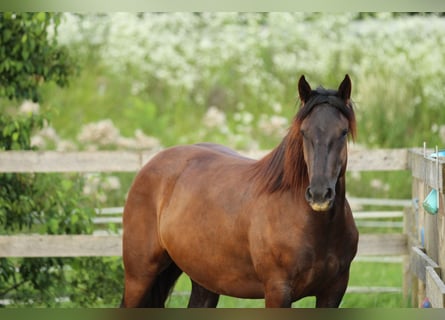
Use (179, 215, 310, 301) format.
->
(121, 75, 358, 308)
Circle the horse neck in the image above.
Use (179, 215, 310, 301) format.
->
(282, 123, 309, 195)
(251, 125, 308, 196)
(334, 174, 346, 207)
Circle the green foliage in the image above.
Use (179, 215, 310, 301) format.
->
(0, 12, 78, 102)
(0, 13, 122, 307)
(0, 113, 43, 151)
(0, 113, 124, 307)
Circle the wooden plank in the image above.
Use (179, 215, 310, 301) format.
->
(404, 205, 419, 249)
(348, 197, 411, 207)
(355, 221, 404, 228)
(357, 233, 407, 256)
(426, 266, 445, 308)
(0, 235, 121, 257)
(410, 246, 440, 283)
(0, 148, 410, 173)
(425, 207, 440, 263)
(93, 217, 122, 224)
(409, 150, 445, 192)
(440, 213, 445, 283)
(347, 148, 408, 171)
(95, 208, 405, 219)
(0, 233, 406, 258)
(355, 256, 403, 263)
(245, 148, 409, 171)
(96, 207, 124, 215)
(0, 151, 144, 173)
(353, 211, 404, 219)
(346, 286, 402, 294)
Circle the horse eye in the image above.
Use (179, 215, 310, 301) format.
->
(300, 130, 306, 138)
(341, 129, 349, 137)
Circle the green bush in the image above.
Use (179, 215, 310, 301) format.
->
(0, 12, 77, 102)
(0, 12, 123, 307)
(0, 113, 125, 307)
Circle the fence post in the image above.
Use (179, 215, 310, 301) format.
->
(408, 149, 445, 307)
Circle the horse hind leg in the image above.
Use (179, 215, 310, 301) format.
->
(122, 261, 183, 308)
(187, 280, 220, 308)
(121, 200, 182, 307)
(144, 262, 183, 307)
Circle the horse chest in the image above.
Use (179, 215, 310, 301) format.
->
(308, 252, 342, 280)
(288, 250, 345, 299)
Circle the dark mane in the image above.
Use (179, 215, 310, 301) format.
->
(250, 87, 356, 195)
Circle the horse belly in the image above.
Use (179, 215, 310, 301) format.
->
(153, 146, 264, 297)
(159, 204, 264, 298)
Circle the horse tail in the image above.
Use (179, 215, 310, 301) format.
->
(121, 262, 183, 308)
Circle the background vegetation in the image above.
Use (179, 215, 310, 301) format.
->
(1, 12, 444, 307)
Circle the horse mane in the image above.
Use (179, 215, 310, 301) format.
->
(250, 87, 356, 195)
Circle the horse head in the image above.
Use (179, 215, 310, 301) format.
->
(297, 75, 355, 212)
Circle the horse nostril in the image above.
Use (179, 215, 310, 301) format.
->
(306, 186, 334, 201)
(324, 187, 334, 201)
(305, 187, 313, 202)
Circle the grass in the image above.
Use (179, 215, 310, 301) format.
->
(164, 261, 408, 308)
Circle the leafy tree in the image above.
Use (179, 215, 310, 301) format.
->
(0, 13, 123, 307)
(0, 12, 77, 102)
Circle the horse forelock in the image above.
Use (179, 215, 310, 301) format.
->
(298, 87, 356, 140)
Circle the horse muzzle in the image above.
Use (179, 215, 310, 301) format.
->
(308, 201, 333, 212)
(305, 185, 335, 212)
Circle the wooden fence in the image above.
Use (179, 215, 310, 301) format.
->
(0, 148, 409, 258)
(0, 148, 418, 304)
(406, 150, 445, 308)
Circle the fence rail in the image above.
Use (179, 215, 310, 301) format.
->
(0, 148, 414, 301)
(0, 148, 410, 173)
(0, 233, 407, 258)
(0, 148, 412, 259)
(0, 148, 411, 259)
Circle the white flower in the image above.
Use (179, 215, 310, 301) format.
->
(116, 130, 161, 150)
(258, 115, 288, 136)
(77, 119, 120, 146)
(203, 106, 226, 128)
(30, 124, 60, 149)
(19, 100, 40, 114)
(56, 140, 77, 152)
(30, 135, 46, 149)
(103, 176, 121, 191)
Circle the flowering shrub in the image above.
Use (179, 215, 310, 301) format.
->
(54, 13, 445, 150)
(76, 119, 161, 151)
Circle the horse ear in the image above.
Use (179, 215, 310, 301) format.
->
(338, 74, 352, 103)
(298, 75, 312, 104)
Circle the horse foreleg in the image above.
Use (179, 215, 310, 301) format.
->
(264, 280, 292, 308)
(123, 273, 156, 307)
(187, 280, 220, 308)
(315, 271, 349, 308)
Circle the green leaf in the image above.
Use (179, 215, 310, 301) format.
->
(3, 29, 12, 42)
(61, 179, 73, 191)
(22, 50, 29, 60)
(36, 12, 47, 22)
(47, 218, 59, 234)
(12, 132, 19, 141)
